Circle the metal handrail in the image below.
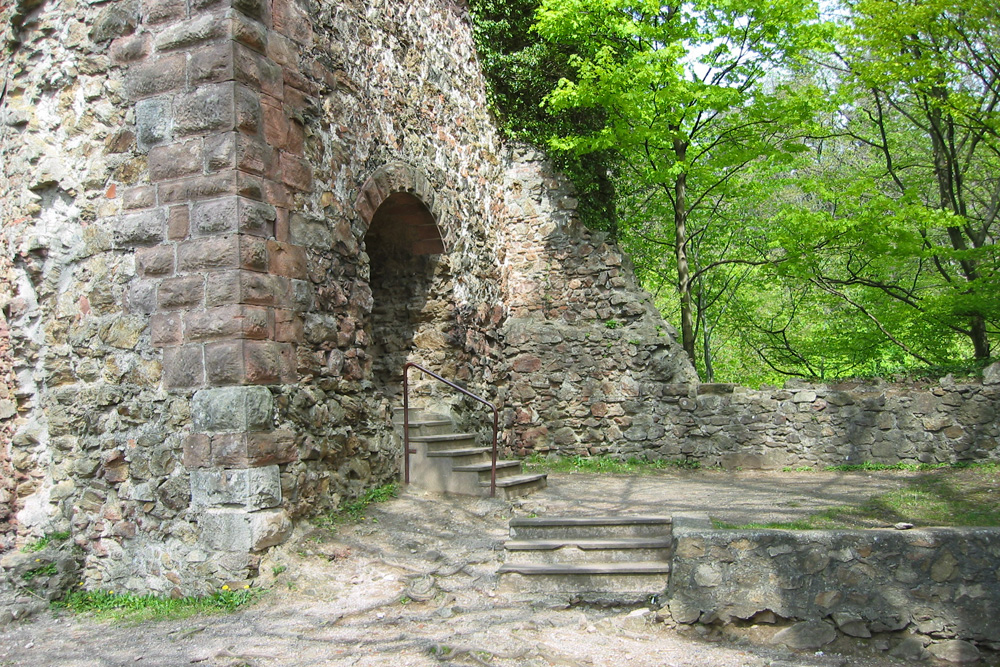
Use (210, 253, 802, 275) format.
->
(402, 362, 499, 497)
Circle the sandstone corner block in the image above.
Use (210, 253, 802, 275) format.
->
(198, 507, 291, 552)
(191, 385, 274, 431)
(190, 465, 281, 511)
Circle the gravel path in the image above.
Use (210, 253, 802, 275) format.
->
(0, 471, 922, 667)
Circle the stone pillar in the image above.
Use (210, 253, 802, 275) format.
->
(113, 0, 318, 574)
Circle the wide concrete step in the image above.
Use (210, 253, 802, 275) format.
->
(486, 473, 548, 499)
(426, 446, 491, 459)
(410, 433, 479, 451)
(498, 561, 670, 576)
(504, 537, 672, 564)
(401, 419, 455, 436)
(509, 516, 672, 540)
(452, 460, 523, 480)
(496, 562, 670, 603)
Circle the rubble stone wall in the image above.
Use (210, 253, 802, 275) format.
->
(0, 0, 695, 595)
(667, 379, 1000, 469)
(668, 517, 1000, 652)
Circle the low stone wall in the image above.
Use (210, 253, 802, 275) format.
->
(673, 378, 999, 468)
(667, 517, 1000, 656)
(524, 373, 1000, 468)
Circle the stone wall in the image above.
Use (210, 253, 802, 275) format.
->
(0, 0, 696, 595)
(9, 0, 991, 599)
(511, 367, 999, 468)
(668, 517, 1000, 657)
(672, 378, 999, 469)
(496, 153, 697, 456)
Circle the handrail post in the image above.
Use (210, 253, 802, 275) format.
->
(401, 362, 499, 498)
(403, 365, 411, 486)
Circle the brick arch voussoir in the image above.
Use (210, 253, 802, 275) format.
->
(353, 162, 447, 250)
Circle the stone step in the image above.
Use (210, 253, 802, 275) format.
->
(410, 433, 479, 451)
(396, 403, 545, 500)
(509, 516, 672, 540)
(393, 407, 448, 424)
(425, 447, 492, 466)
(503, 537, 672, 564)
(452, 460, 523, 480)
(496, 561, 670, 603)
(400, 418, 455, 436)
(498, 561, 671, 576)
(485, 473, 548, 499)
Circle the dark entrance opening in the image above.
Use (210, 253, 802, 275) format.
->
(363, 192, 450, 400)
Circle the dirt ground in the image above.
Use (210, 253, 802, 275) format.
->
(0, 470, 965, 667)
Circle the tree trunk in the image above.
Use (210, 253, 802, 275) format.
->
(673, 167, 696, 365)
(698, 286, 714, 382)
(928, 104, 992, 359)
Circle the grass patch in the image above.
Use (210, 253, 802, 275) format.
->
(22, 531, 71, 553)
(825, 461, 950, 472)
(523, 453, 700, 474)
(54, 588, 259, 623)
(315, 482, 400, 526)
(22, 563, 58, 581)
(715, 462, 1000, 530)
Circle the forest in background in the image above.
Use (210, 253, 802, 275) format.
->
(469, 0, 999, 387)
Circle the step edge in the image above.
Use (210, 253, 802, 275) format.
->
(504, 538, 673, 551)
(452, 461, 521, 472)
(509, 516, 672, 527)
(426, 447, 491, 457)
(498, 561, 671, 575)
(409, 434, 477, 442)
(483, 473, 548, 487)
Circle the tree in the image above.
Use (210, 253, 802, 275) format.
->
(833, 0, 1000, 359)
(469, 0, 620, 235)
(533, 0, 825, 366)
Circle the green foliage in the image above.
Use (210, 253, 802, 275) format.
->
(315, 482, 400, 526)
(55, 588, 259, 623)
(22, 563, 58, 581)
(22, 531, 71, 553)
(524, 453, 699, 473)
(468, 0, 620, 234)
(471, 0, 997, 381)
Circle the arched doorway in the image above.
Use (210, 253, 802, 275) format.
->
(355, 164, 451, 401)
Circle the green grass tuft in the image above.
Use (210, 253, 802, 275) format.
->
(523, 454, 699, 474)
(22, 563, 58, 581)
(315, 482, 400, 526)
(22, 531, 72, 553)
(55, 588, 259, 623)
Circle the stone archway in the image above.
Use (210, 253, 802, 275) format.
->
(354, 163, 451, 399)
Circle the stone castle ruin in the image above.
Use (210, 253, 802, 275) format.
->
(1, 0, 997, 597)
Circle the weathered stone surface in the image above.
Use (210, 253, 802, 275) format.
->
(772, 621, 837, 649)
(891, 637, 932, 662)
(668, 522, 1000, 646)
(832, 612, 871, 638)
(191, 386, 274, 432)
(190, 466, 281, 510)
(199, 508, 291, 552)
(928, 640, 982, 663)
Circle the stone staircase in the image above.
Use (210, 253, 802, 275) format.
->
(498, 516, 673, 604)
(395, 408, 547, 499)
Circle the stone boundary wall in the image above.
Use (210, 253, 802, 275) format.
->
(669, 378, 1000, 469)
(667, 517, 1000, 659)
(521, 373, 999, 468)
(496, 153, 698, 456)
